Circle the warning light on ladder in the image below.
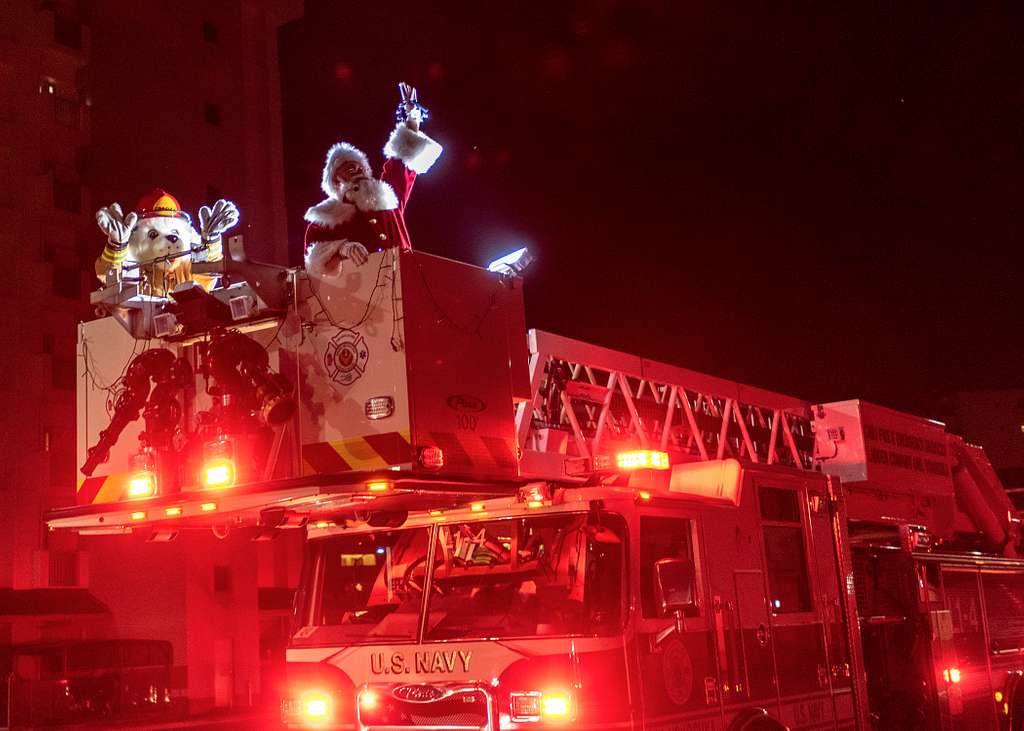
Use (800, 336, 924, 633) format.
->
(616, 450, 670, 470)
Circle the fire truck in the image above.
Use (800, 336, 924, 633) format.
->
(47, 241, 1024, 730)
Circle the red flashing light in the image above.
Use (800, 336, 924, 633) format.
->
(944, 667, 962, 684)
(203, 458, 236, 489)
(616, 449, 670, 470)
(299, 689, 333, 725)
(419, 445, 445, 469)
(359, 689, 378, 711)
(367, 481, 392, 492)
(541, 692, 571, 718)
(510, 691, 571, 722)
(127, 471, 157, 499)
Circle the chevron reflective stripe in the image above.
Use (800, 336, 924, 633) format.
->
(76, 472, 133, 505)
(302, 431, 413, 475)
(427, 432, 518, 472)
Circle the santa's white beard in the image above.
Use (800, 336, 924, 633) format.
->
(342, 177, 398, 212)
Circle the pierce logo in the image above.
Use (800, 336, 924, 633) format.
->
(445, 394, 486, 413)
(393, 685, 446, 702)
(325, 329, 369, 387)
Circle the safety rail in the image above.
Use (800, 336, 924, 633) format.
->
(515, 330, 815, 478)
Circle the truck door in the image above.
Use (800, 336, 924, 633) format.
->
(804, 481, 858, 725)
(755, 481, 833, 727)
(733, 569, 776, 703)
(634, 514, 721, 727)
(941, 568, 997, 730)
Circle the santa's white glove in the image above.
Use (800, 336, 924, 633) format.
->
(198, 199, 239, 242)
(398, 82, 425, 131)
(95, 203, 137, 246)
(306, 240, 368, 278)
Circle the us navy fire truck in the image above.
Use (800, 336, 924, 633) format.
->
(48, 241, 1024, 730)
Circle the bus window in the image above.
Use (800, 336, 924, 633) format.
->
(759, 485, 811, 614)
(640, 516, 698, 618)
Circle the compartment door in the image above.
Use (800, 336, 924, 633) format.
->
(733, 570, 776, 703)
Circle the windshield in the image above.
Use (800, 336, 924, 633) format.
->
(296, 512, 626, 643)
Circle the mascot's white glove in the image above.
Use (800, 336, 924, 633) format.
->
(95, 203, 138, 246)
(198, 199, 239, 242)
(306, 240, 369, 278)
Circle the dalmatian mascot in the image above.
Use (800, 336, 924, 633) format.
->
(94, 189, 239, 296)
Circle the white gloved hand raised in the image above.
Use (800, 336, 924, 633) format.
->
(398, 82, 424, 131)
(95, 203, 138, 246)
(306, 239, 368, 278)
(198, 199, 240, 242)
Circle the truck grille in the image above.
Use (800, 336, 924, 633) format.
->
(359, 685, 491, 729)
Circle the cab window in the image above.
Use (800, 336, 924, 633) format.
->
(640, 516, 698, 618)
(759, 485, 811, 613)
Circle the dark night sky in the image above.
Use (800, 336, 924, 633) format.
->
(279, 2, 1024, 417)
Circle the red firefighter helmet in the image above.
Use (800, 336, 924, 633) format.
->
(135, 188, 192, 224)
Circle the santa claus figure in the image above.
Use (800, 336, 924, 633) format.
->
(94, 189, 239, 296)
(304, 83, 442, 277)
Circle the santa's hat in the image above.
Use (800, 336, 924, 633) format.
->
(321, 142, 371, 200)
(136, 188, 192, 225)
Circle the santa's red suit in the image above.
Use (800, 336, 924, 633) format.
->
(304, 124, 442, 271)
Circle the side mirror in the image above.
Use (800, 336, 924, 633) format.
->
(654, 558, 697, 616)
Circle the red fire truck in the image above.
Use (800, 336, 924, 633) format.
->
(48, 244, 1024, 730)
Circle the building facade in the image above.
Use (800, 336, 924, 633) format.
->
(0, 0, 301, 712)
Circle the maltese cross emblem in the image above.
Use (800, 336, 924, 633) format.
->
(324, 328, 369, 387)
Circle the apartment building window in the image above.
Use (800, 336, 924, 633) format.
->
(52, 266, 80, 300)
(52, 354, 77, 389)
(204, 102, 221, 126)
(53, 177, 81, 213)
(39, 76, 57, 96)
(202, 21, 219, 44)
(0, 146, 13, 208)
(53, 14, 83, 50)
(54, 95, 79, 128)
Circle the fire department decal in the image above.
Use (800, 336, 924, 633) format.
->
(661, 638, 694, 706)
(324, 328, 369, 387)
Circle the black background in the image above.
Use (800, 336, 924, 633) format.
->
(281, 1, 1024, 415)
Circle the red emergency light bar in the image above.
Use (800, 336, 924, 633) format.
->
(616, 450, 670, 470)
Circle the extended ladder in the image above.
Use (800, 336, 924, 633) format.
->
(515, 330, 815, 479)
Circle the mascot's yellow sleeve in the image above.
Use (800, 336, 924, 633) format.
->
(94, 242, 127, 281)
(192, 237, 223, 292)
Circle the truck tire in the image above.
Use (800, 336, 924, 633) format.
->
(729, 707, 789, 731)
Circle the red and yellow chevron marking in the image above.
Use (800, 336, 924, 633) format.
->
(302, 431, 413, 475)
(76, 472, 135, 505)
(426, 432, 518, 472)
